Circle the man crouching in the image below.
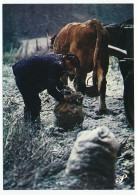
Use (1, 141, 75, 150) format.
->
(12, 53, 80, 123)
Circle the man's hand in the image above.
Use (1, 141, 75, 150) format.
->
(65, 85, 74, 92)
(65, 85, 71, 90)
(64, 95, 70, 100)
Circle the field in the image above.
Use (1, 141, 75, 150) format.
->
(3, 40, 134, 190)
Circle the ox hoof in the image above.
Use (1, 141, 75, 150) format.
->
(97, 108, 107, 115)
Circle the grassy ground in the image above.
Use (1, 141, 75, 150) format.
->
(3, 45, 134, 190)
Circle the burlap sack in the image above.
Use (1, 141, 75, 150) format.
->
(54, 92, 84, 129)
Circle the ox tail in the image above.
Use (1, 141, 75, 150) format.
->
(93, 23, 103, 89)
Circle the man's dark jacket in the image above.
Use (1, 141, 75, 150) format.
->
(12, 54, 65, 102)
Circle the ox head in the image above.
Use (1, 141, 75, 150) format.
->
(64, 53, 80, 81)
(46, 30, 57, 50)
(50, 34, 57, 49)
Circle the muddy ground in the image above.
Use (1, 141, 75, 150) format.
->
(3, 56, 134, 190)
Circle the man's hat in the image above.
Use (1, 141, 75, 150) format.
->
(65, 53, 80, 68)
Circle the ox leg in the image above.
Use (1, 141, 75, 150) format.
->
(74, 72, 87, 95)
(97, 68, 107, 113)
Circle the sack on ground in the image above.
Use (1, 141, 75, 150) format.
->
(54, 90, 84, 129)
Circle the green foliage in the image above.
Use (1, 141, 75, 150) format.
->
(3, 51, 20, 65)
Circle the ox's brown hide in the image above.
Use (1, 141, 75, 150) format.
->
(53, 19, 109, 113)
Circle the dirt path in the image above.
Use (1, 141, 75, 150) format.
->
(3, 57, 134, 190)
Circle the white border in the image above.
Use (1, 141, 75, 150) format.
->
(0, 0, 136, 4)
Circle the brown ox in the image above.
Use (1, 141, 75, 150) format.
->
(53, 19, 109, 113)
